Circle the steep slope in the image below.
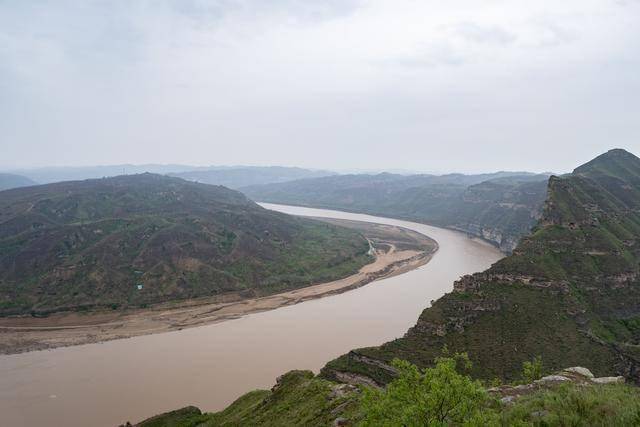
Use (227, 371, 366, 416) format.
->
(242, 172, 549, 252)
(322, 149, 640, 385)
(0, 174, 371, 316)
(171, 166, 335, 189)
(0, 173, 36, 191)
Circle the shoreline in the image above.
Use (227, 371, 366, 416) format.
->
(0, 221, 437, 355)
(257, 201, 509, 254)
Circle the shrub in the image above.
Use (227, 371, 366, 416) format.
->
(359, 354, 498, 426)
(521, 356, 543, 383)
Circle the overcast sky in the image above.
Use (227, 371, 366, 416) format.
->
(1, 0, 639, 174)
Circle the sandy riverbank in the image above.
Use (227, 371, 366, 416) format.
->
(0, 220, 437, 354)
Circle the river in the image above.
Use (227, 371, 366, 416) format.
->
(0, 204, 503, 427)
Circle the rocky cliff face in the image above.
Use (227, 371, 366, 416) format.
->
(322, 149, 640, 386)
(451, 224, 529, 253)
(453, 177, 548, 252)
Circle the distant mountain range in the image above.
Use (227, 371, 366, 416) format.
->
(242, 171, 550, 252)
(0, 173, 36, 192)
(170, 166, 335, 189)
(321, 148, 640, 385)
(5, 164, 203, 184)
(3, 167, 549, 254)
(0, 174, 370, 316)
(3, 164, 335, 187)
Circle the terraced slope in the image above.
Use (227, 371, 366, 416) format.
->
(0, 174, 371, 316)
(322, 149, 640, 385)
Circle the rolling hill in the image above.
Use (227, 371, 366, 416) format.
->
(0, 174, 371, 316)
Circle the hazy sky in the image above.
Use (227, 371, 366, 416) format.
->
(1, 0, 639, 173)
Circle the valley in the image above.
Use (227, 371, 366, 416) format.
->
(0, 205, 502, 427)
(242, 172, 549, 252)
(321, 149, 640, 388)
(5, 2, 638, 424)
(126, 149, 640, 427)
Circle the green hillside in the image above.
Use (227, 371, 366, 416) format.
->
(0, 174, 371, 316)
(242, 172, 549, 252)
(322, 149, 640, 385)
(131, 361, 640, 427)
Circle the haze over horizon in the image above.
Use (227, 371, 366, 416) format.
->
(1, 162, 554, 178)
(2, 1, 639, 174)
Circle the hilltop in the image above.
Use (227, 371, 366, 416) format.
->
(322, 149, 640, 385)
(0, 174, 371, 316)
(242, 172, 549, 252)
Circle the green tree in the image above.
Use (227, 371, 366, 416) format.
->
(359, 354, 497, 426)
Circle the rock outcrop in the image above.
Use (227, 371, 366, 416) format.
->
(490, 366, 625, 404)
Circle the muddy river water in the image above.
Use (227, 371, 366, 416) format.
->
(0, 204, 503, 426)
